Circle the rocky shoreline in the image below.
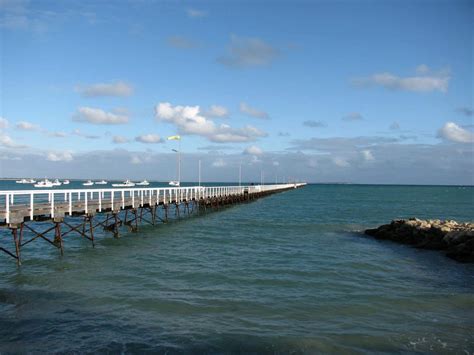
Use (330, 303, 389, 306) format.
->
(365, 219, 474, 263)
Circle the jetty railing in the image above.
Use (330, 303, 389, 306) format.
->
(0, 183, 306, 224)
(0, 183, 306, 264)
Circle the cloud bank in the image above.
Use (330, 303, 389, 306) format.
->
(155, 102, 266, 143)
(76, 81, 133, 97)
(73, 107, 129, 125)
(438, 122, 474, 143)
(218, 35, 279, 68)
(353, 66, 450, 93)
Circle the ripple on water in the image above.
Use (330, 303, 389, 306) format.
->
(0, 184, 473, 352)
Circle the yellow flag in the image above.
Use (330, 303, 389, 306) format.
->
(167, 135, 181, 140)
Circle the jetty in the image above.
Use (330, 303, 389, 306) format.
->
(0, 183, 306, 265)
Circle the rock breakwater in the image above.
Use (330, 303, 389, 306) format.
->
(365, 218, 474, 263)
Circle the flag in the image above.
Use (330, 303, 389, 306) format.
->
(167, 135, 181, 141)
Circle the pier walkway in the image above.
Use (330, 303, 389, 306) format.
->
(0, 183, 306, 264)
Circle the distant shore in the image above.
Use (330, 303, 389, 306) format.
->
(365, 218, 474, 263)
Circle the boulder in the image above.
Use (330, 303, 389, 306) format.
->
(364, 218, 474, 263)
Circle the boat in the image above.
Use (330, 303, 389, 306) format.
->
(169, 180, 180, 187)
(83, 180, 94, 186)
(16, 178, 36, 184)
(136, 180, 149, 186)
(112, 179, 135, 187)
(63, 179, 70, 185)
(95, 180, 108, 185)
(52, 179, 62, 186)
(34, 179, 54, 188)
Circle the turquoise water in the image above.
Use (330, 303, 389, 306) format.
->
(0, 183, 473, 353)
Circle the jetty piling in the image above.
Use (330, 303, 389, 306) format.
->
(0, 183, 306, 265)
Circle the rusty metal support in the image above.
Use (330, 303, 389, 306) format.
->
(53, 222, 64, 256)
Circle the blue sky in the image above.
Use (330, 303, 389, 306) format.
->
(0, 0, 473, 184)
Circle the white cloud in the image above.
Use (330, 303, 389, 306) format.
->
(16, 121, 39, 131)
(212, 158, 227, 167)
(135, 134, 163, 144)
(438, 122, 474, 143)
(46, 151, 73, 162)
(333, 157, 350, 167)
(342, 112, 363, 122)
(218, 35, 279, 68)
(361, 149, 375, 161)
(76, 81, 133, 97)
(73, 107, 129, 125)
(72, 129, 100, 139)
(0, 134, 26, 148)
(0, 117, 9, 129)
(206, 105, 229, 118)
(186, 8, 207, 18)
(415, 64, 430, 74)
(243, 145, 263, 155)
(353, 66, 450, 93)
(130, 156, 142, 164)
(49, 131, 67, 138)
(239, 102, 269, 119)
(0, 134, 15, 147)
(155, 102, 266, 143)
(113, 135, 129, 144)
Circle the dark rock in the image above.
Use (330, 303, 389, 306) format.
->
(364, 218, 474, 263)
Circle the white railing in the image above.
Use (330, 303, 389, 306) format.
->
(0, 183, 306, 224)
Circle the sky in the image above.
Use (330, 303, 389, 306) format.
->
(0, 0, 473, 184)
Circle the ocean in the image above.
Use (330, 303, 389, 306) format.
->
(0, 182, 473, 353)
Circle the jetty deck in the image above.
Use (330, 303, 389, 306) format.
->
(0, 183, 306, 264)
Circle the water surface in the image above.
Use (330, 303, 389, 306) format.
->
(0, 184, 473, 353)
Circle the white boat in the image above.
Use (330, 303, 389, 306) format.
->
(112, 179, 135, 187)
(136, 180, 149, 186)
(95, 180, 108, 185)
(169, 180, 180, 187)
(34, 179, 54, 188)
(52, 179, 62, 186)
(83, 180, 94, 186)
(63, 179, 70, 185)
(15, 178, 29, 184)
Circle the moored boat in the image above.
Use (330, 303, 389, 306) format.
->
(169, 180, 180, 187)
(52, 179, 62, 186)
(112, 179, 135, 187)
(136, 180, 150, 186)
(83, 180, 94, 186)
(95, 180, 108, 185)
(63, 179, 70, 185)
(34, 179, 54, 188)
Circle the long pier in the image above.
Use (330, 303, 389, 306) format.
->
(0, 183, 306, 265)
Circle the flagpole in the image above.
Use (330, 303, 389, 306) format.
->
(178, 138, 181, 185)
(239, 161, 242, 187)
(198, 159, 201, 187)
